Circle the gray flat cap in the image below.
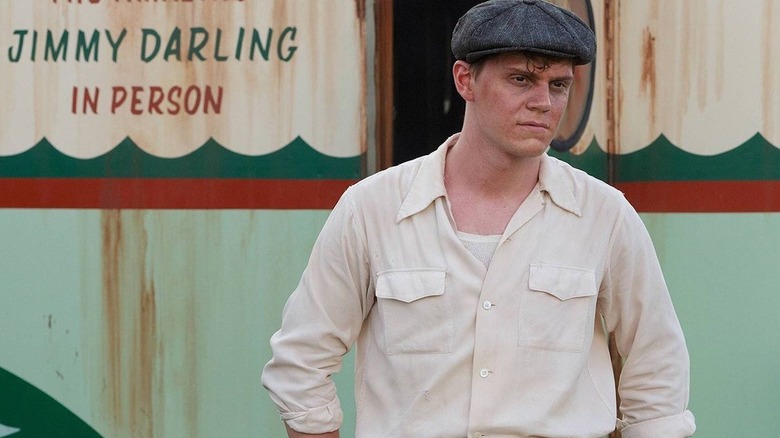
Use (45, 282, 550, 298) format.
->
(451, 0, 596, 65)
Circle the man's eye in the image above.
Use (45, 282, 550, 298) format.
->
(512, 76, 528, 83)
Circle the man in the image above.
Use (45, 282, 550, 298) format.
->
(262, 1, 696, 437)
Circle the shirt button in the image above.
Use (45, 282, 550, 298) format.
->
(479, 369, 490, 378)
(482, 301, 493, 310)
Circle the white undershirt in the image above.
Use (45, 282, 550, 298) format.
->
(456, 231, 501, 268)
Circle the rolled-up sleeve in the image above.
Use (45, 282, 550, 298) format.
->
(601, 201, 696, 437)
(261, 187, 371, 434)
(618, 411, 697, 438)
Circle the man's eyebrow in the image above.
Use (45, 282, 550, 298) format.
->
(503, 66, 533, 74)
(503, 67, 575, 82)
(552, 74, 576, 83)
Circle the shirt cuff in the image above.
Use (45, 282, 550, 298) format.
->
(617, 410, 696, 438)
(280, 396, 343, 435)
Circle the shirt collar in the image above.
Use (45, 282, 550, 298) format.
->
(395, 134, 456, 222)
(539, 153, 583, 217)
(396, 134, 583, 222)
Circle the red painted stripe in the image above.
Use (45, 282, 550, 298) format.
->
(0, 178, 356, 209)
(616, 181, 780, 213)
(2, 179, 778, 212)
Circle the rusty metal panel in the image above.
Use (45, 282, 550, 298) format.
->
(614, 0, 779, 155)
(0, 209, 334, 437)
(0, 1, 370, 437)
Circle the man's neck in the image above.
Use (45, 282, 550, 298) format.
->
(443, 135, 543, 235)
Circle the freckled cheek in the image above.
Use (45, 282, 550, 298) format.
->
(551, 92, 569, 105)
(550, 99, 569, 118)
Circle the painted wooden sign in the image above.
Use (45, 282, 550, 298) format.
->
(0, 0, 366, 208)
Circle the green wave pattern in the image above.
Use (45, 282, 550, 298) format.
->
(1, 133, 777, 181)
(548, 137, 608, 181)
(548, 133, 779, 182)
(0, 137, 362, 179)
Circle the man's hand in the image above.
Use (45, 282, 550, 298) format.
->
(285, 424, 339, 438)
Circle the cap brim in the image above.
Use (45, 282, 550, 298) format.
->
(464, 46, 589, 65)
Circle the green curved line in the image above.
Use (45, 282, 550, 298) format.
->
(0, 137, 362, 179)
(0, 424, 21, 438)
(2, 133, 777, 181)
(0, 367, 101, 438)
(614, 133, 779, 182)
(547, 137, 609, 181)
(549, 133, 779, 182)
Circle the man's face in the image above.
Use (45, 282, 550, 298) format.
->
(466, 52, 575, 159)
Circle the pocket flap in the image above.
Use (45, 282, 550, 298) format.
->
(376, 269, 446, 303)
(529, 263, 597, 301)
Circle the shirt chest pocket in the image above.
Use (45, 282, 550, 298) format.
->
(519, 263, 598, 352)
(375, 269, 452, 355)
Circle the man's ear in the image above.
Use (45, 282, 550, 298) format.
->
(453, 60, 476, 102)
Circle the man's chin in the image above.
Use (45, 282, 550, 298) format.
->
(510, 140, 550, 158)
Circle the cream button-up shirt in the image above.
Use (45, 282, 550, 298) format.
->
(262, 134, 696, 438)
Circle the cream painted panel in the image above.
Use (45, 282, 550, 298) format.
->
(0, 1, 365, 158)
(584, 0, 608, 154)
(617, 0, 779, 154)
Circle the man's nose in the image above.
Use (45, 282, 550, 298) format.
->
(527, 84, 552, 112)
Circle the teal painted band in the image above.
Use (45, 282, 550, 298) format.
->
(2, 133, 777, 182)
(549, 133, 779, 182)
(0, 137, 363, 180)
(615, 133, 779, 182)
(547, 137, 608, 181)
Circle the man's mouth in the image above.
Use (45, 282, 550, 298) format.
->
(519, 121, 549, 130)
